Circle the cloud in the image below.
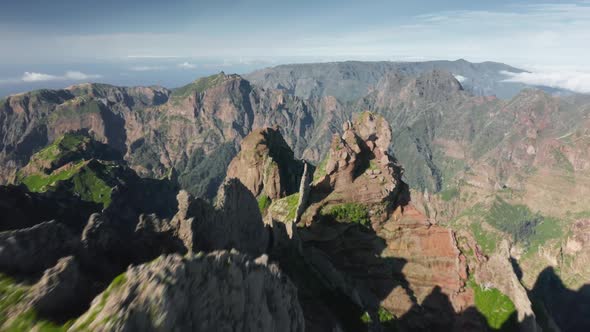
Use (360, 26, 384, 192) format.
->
(22, 72, 59, 82)
(129, 65, 166, 72)
(20, 71, 101, 82)
(178, 62, 196, 69)
(127, 55, 182, 59)
(453, 74, 467, 83)
(501, 70, 590, 94)
(64, 71, 101, 80)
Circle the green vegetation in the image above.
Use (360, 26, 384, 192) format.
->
(48, 99, 102, 123)
(469, 278, 517, 330)
(71, 166, 114, 207)
(75, 272, 128, 330)
(526, 217, 562, 255)
(321, 203, 370, 227)
(470, 222, 499, 254)
(361, 307, 397, 331)
(21, 161, 86, 192)
(257, 194, 271, 213)
(0, 274, 71, 331)
(551, 148, 574, 174)
(283, 193, 300, 221)
(31, 132, 90, 164)
(268, 193, 300, 221)
(177, 143, 237, 201)
(312, 157, 329, 182)
(21, 161, 115, 208)
(170, 73, 229, 100)
(368, 160, 379, 171)
(485, 197, 543, 244)
(439, 186, 459, 202)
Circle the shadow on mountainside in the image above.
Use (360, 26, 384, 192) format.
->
(530, 266, 590, 332)
(1, 174, 589, 331)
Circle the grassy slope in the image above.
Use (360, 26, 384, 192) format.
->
(0, 274, 71, 331)
(469, 278, 518, 330)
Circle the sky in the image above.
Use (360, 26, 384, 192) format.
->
(1, 0, 589, 96)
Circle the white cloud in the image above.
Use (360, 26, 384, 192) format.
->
(22, 72, 59, 82)
(454, 74, 467, 83)
(64, 71, 101, 80)
(127, 55, 182, 59)
(501, 70, 590, 94)
(129, 65, 166, 72)
(20, 71, 101, 82)
(178, 62, 196, 69)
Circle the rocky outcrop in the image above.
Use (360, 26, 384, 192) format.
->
(476, 241, 538, 331)
(226, 127, 305, 200)
(26, 256, 92, 319)
(293, 112, 473, 329)
(0, 184, 101, 232)
(294, 162, 311, 223)
(0, 220, 79, 274)
(171, 179, 269, 257)
(70, 251, 304, 332)
(311, 112, 404, 216)
(133, 213, 187, 261)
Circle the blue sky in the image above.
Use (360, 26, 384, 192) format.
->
(1, 0, 589, 95)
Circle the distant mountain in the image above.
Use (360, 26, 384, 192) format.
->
(245, 59, 537, 100)
(0, 73, 349, 199)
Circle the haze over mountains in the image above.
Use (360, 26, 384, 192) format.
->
(1, 59, 589, 331)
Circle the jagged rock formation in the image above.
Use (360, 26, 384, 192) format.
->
(475, 241, 538, 331)
(70, 251, 304, 332)
(311, 112, 403, 214)
(26, 256, 92, 319)
(230, 114, 475, 330)
(299, 113, 473, 329)
(171, 179, 269, 257)
(0, 221, 79, 274)
(226, 127, 304, 200)
(294, 162, 311, 223)
(0, 175, 274, 330)
(0, 184, 100, 232)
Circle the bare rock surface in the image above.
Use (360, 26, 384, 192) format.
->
(296, 112, 473, 329)
(171, 179, 269, 257)
(476, 240, 538, 332)
(225, 127, 304, 200)
(70, 251, 304, 332)
(0, 220, 79, 274)
(26, 256, 92, 319)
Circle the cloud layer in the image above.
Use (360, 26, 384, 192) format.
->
(501, 70, 590, 94)
(17, 71, 102, 83)
(21, 71, 101, 82)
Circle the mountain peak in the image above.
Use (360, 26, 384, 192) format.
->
(171, 72, 244, 100)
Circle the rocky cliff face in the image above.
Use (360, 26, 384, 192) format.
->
(0, 73, 346, 200)
(245, 59, 532, 101)
(226, 127, 305, 200)
(228, 114, 484, 330)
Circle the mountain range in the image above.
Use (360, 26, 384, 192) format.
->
(0, 59, 589, 331)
